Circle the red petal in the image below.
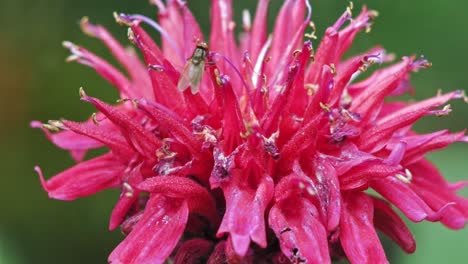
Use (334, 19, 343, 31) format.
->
(109, 195, 189, 264)
(340, 192, 389, 264)
(336, 7, 376, 58)
(359, 91, 463, 152)
(305, 27, 338, 85)
(371, 176, 451, 223)
(269, 195, 330, 264)
(207, 241, 228, 264)
(130, 23, 185, 113)
(277, 115, 320, 175)
(268, 0, 306, 82)
(403, 130, 466, 166)
(109, 165, 144, 230)
(314, 158, 341, 232)
(64, 43, 134, 98)
(138, 176, 218, 227)
(409, 160, 468, 229)
(174, 239, 213, 264)
(372, 197, 416, 253)
(340, 160, 401, 191)
(216, 167, 274, 256)
(35, 153, 124, 200)
(350, 58, 413, 123)
(269, 42, 312, 141)
(261, 58, 301, 136)
(206, 70, 246, 154)
(62, 119, 133, 161)
(81, 95, 161, 158)
(137, 99, 201, 155)
(209, 0, 242, 92)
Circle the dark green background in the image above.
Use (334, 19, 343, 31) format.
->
(1, 0, 467, 263)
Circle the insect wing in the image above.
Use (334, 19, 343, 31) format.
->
(189, 60, 205, 95)
(177, 61, 193, 93)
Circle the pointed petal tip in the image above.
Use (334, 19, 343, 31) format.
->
(30, 120, 42, 129)
(449, 181, 468, 192)
(229, 234, 251, 258)
(425, 202, 456, 222)
(109, 220, 120, 231)
(34, 166, 50, 193)
(80, 16, 99, 37)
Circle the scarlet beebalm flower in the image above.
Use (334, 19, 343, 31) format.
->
(32, 0, 468, 263)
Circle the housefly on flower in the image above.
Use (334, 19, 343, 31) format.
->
(177, 42, 209, 94)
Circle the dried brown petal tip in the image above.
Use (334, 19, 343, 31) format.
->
(127, 28, 136, 45)
(91, 113, 99, 125)
(78, 87, 86, 98)
(80, 17, 96, 37)
(113, 12, 133, 26)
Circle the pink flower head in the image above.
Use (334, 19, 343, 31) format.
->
(33, 0, 468, 263)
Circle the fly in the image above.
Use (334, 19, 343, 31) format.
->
(177, 42, 209, 94)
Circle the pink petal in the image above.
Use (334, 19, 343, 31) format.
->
(209, 0, 242, 92)
(249, 0, 269, 63)
(109, 195, 189, 264)
(372, 197, 416, 253)
(340, 192, 388, 264)
(63, 43, 134, 98)
(157, 0, 184, 66)
(181, 4, 204, 57)
(31, 120, 102, 162)
(35, 153, 124, 200)
(80, 18, 153, 99)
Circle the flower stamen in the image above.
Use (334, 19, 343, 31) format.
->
(242, 9, 251, 31)
(395, 169, 413, 184)
(122, 182, 134, 197)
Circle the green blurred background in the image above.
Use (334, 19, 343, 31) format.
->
(0, 0, 467, 263)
